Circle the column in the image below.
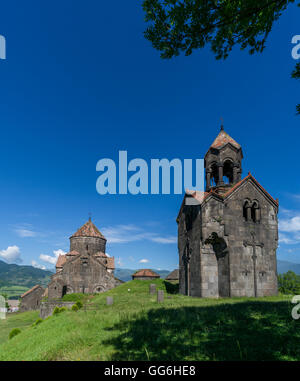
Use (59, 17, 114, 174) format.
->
(255, 208, 260, 222)
(246, 207, 251, 221)
(233, 163, 239, 183)
(206, 170, 211, 191)
(217, 163, 224, 185)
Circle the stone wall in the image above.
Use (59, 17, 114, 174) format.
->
(70, 236, 106, 255)
(48, 253, 120, 299)
(20, 286, 45, 312)
(40, 301, 75, 319)
(132, 276, 159, 281)
(178, 179, 278, 298)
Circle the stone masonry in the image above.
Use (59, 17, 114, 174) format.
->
(47, 218, 122, 299)
(177, 126, 279, 298)
(20, 285, 45, 312)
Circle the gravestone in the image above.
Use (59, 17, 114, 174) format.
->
(0, 295, 6, 320)
(157, 290, 164, 303)
(149, 284, 156, 295)
(106, 296, 113, 305)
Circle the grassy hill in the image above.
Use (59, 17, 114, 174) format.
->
(0, 279, 298, 361)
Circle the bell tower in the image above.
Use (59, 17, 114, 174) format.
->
(204, 125, 243, 193)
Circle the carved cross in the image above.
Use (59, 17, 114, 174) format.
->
(243, 232, 264, 297)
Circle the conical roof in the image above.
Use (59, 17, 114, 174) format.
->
(209, 126, 241, 151)
(71, 218, 106, 239)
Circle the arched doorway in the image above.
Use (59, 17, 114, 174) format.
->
(205, 232, 230, 297)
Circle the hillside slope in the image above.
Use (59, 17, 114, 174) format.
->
(0, 280, 297, 361)
(0, 260, 53, 288)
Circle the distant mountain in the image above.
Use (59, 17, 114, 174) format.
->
(0, 260, 53, 288)
(115, 268, 171, 282)
(277, 260, 300, 275)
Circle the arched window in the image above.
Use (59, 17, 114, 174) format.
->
(210, 163, 219, 186)
(243, 201, 250, 221)
(243, 200, 260, 223)
(223, 160, 234, 184)
(251, 201, 260, 223)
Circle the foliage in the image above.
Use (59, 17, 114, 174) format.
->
(9, 328, 21, 340)
(292, 62, 300, 113)
(142, 0, 300, 112)
(0, 310, 39, 344)
(62, 293, 87, 303)
(71, 304, 79, 312)
(278, 271, 300, 294)
(52, 306, 67, 316)
(32, 318, 43, 327)
(75, 301, 83, 309)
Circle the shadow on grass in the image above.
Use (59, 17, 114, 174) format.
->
(104, 300, 299, 361)
(163, 281, 179, 294)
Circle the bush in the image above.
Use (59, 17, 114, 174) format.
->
(75, 301, 83, 309)
(9, 328, 21, 340)
(71, 304, 79, 312)
(278, 271, 300, 294)
(52, 306, 67, 316)
(62, 293, 86, 303)
(32, 318, 43, 327)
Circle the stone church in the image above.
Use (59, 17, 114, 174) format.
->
(177, 126, 279, 298)
(47, 218, 122, 299)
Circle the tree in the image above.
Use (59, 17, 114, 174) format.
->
(292, 62, 300, 113)
(142, 0, 300, 112)
(278, 271, 300, 294)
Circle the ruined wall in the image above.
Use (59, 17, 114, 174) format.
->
(40, 301, 75, 319)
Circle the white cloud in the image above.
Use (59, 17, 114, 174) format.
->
(279, 216, 300, 232)
(278, 233, 297, 245)
(31, 260, 46, 270)
(139, 259, 149, 263)
(102, 224, 177, 245)
(150, 236, 177, 244)
(0, 246, 22, 263)
(15, 228, 37, 237)
(40, 249, 66, 265)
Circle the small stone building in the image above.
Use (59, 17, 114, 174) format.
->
(132, 269, 160, 280)
(165, 269, 179, 282)
(177, 126, 279, 298)
(7, 300, 19, 313)
(20, 285, 45, 312)
(48, 218, 122, 299)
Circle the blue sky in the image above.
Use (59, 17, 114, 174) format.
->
(0, 1, 299, 271)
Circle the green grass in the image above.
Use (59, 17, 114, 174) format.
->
(0, 279, 297, 361)
(0, 310, 39, 344)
